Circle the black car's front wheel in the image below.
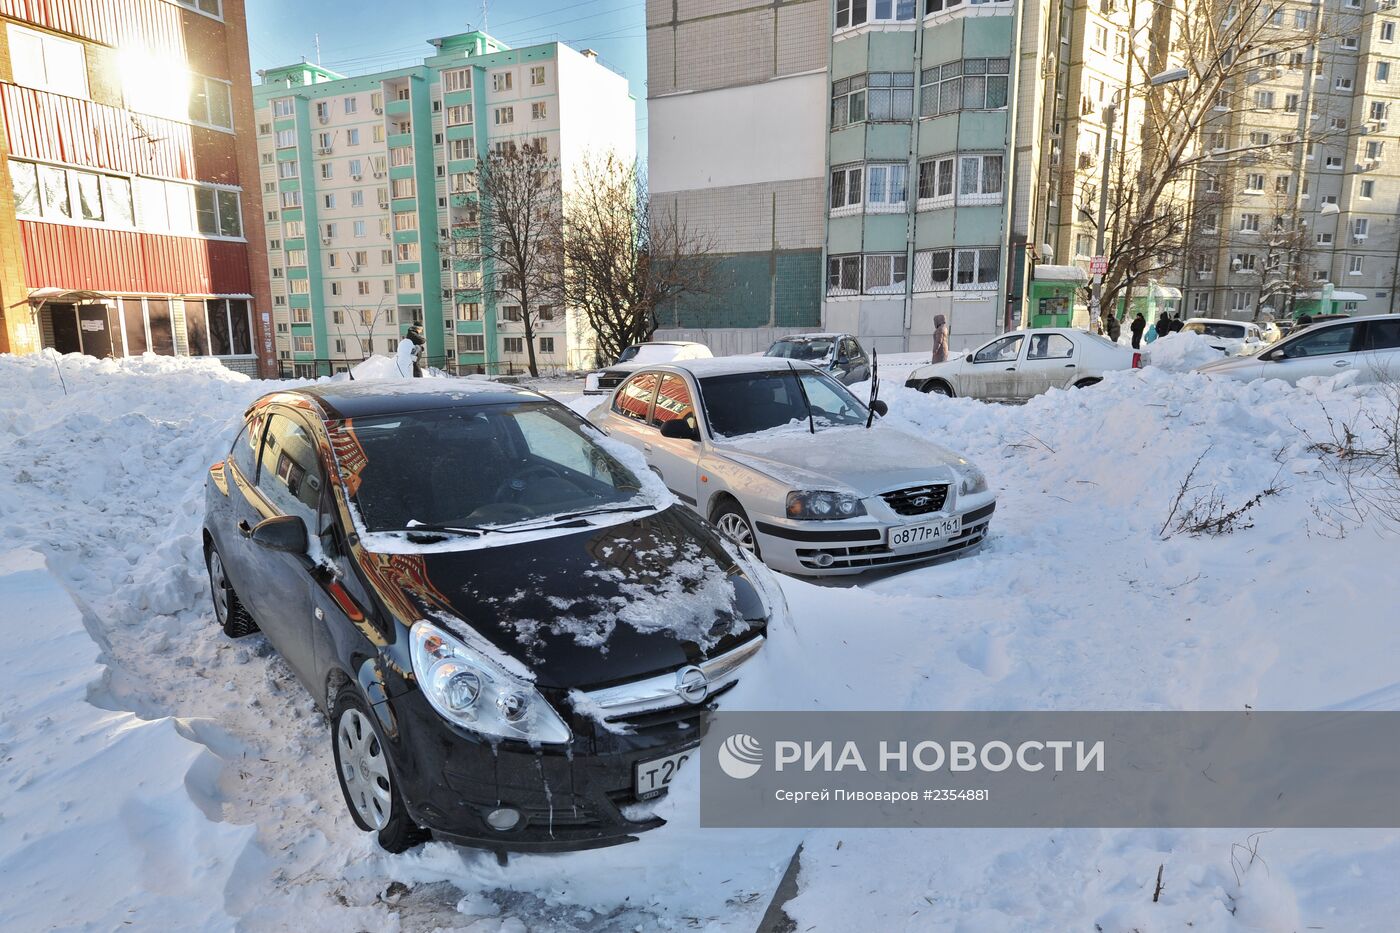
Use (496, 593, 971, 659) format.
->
(330, 685, 430, 853)
(206, 544, 259, 638)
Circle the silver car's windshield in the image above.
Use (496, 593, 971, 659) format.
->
(698, 370, 867, 437)
(766, 338, 834, 362)
(1186, 322, 1246, 339)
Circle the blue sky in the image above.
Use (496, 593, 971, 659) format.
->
(244, 0, 649, 159)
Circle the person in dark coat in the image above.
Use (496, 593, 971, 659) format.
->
(1106, 312, 1122, 343)
(1295, 313, 1314, 331)
(1130, 313, 1146, 349)
(1156, 312, 1172, 338)
(1169, 314, 1184, 334)
(407, 325, 426, 377)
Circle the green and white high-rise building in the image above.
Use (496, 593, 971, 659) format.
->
(254, 32, 634, 376)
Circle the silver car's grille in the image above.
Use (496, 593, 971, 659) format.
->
(881, 484, 949, 516)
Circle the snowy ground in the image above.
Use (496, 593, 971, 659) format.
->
(2, 349, 1399, 931)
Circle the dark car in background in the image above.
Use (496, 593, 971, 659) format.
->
(203, 382, 773, 853)
(764, 333, 871, 385)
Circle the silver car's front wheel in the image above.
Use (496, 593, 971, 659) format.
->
(337, 707, 392, 830)
(713, 501, 759, 556)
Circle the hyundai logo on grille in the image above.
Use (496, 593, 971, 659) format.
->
(676, 666, 709, 704)
(911, 496, 931, 507)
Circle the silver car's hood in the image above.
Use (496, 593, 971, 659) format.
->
(712, 424, 970, 496)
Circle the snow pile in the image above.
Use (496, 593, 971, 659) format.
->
(1147, 330, 1230, 371)
(3, 350, 1400, 931)
(0, 549, 256, 930)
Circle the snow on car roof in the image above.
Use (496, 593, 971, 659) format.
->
(775, 333, 843, 341)
(282, 379, 543, 419)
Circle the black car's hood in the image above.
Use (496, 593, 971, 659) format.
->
(378, 506, 766, 691)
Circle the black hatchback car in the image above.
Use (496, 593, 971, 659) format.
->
(203, 381, 773, 853)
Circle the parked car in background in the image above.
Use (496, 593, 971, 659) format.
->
(204, 381, 773, 853)
(1258, 321, 1284, 344)
(903, 328, 1143, 401)
(764, 333, 872, 385)
(589, 358, 996, 576)
(1195, 315, 1400, 386)
(1299, 314, 1351, 329)
(583, 341, 712, 395)
(1182, 318, 1267, 356)
(1274, 320, 1297, 339)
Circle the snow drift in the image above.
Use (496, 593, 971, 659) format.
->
(3, 349, 1400, 931)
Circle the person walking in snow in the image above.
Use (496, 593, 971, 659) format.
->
(1130, 313, 1146, 349)
(1169, 314, 1184, 334)
(1105, 312, 1121, 343)
(931, 314, 949, 364)
(396, 326, 425, 378)
(1145, 321, 1158, 343)
(1156, 312, 1172, 339)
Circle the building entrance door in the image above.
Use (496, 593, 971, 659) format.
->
(48, 303, 81, 353)
(76, 304, 114, 357)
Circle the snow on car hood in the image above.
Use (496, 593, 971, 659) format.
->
(713, 422, 969, 497)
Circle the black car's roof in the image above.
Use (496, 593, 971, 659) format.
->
(257, 380, 547, 420)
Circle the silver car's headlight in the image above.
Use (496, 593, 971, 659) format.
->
(410, 620, 571, 745)
(958, 466, 988, 496)
(786, 490, 867, 520)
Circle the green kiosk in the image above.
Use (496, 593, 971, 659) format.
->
(1027, 265, 1089, 328)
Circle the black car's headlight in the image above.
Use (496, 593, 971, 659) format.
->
(410, 620, 571, 745)
(785, 490, 867, 520)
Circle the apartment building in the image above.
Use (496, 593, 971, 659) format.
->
(646, 0, 829, 355)
(1187, 0, 1400, 320)
(0, 0, 273, 376)
(254, 31, 633, 377)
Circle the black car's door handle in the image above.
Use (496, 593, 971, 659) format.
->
(237, 519, 253, 538)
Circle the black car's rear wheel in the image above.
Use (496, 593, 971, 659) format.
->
(206, 544, 259, 638)
(330, 685, 430, 853)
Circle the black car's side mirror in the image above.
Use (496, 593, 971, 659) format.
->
(251, 515, 308, 554)
(659, 418, 700, 442)
(870, 399, 889, 417)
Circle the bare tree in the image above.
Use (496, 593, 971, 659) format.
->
(330, 294, 394, 365)
(559, 152, 715, 365)
(1085, 0, 1345, 317)
(477, 143, 562, 377)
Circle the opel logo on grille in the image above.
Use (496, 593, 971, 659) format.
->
(911, 495, 931, 507)
(676, 666, 709, 704)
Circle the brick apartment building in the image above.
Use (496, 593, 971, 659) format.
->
(0, 0, 273, 376)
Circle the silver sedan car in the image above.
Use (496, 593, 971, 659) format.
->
(587, 358, 996, 576)
(903, 327, 1144, 401)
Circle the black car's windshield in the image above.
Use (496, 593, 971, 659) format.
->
(699, 370, 867, 438)
(766, 338, 834, 362)
(341, 402, 646, 532)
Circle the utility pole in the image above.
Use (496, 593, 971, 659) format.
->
(1091, 99, 1118, 334)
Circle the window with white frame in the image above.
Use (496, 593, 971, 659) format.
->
(530, 66, 546, 86)
(531, 101, 547, 120)
(1234, 253, 1256, 271)
(391, 177, 416, 198)
(919, 58, 1010, 116)
(449, 138, 476, 160)
(443, 68, 471, 92)
(9, 160, 135, 228)
(1192, 292, 1210, 313)
(188, 75, 233, 129)
(1353, 218, 1370, 239)
(1384, 21, 1397, 42)
(492, 71, 512, 92)
(7, 25, 88, 99)
(1316, 231, 1334, 245)
(273, 98, 294, 117)
(957, 153, 1003, 201)
(917, 155, 955, 204)
(912, 248, 952, 291)
(446, 104, 472, 126)
(174, 0, 223, 16)
(494, 106, 514, 125)
(1230, 291, 1253, 312)
(862, 253, 907, 293)
(278, 160, 297, 179)
(831, 75, 867, 126)
(290, 279, 310, 295)
(1366, 140, 1384, 160)
(1284, 93, 1299, 112)
(953, 247, 999, 289)
(865, 163, 908, 210)
(280, 189, 301, 208)
(1349, 255, 1365, 274)
(275, 129, 295, 148)
(827, 254, 861, 295)
(503, 337, 524, 353)
(829, 164, 864, 210)
(1240, 212, 1261, 232)
(1361, 179, 1376, 198)
(346, 128, 360, 146)
(1253, 90, 1275, 109)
